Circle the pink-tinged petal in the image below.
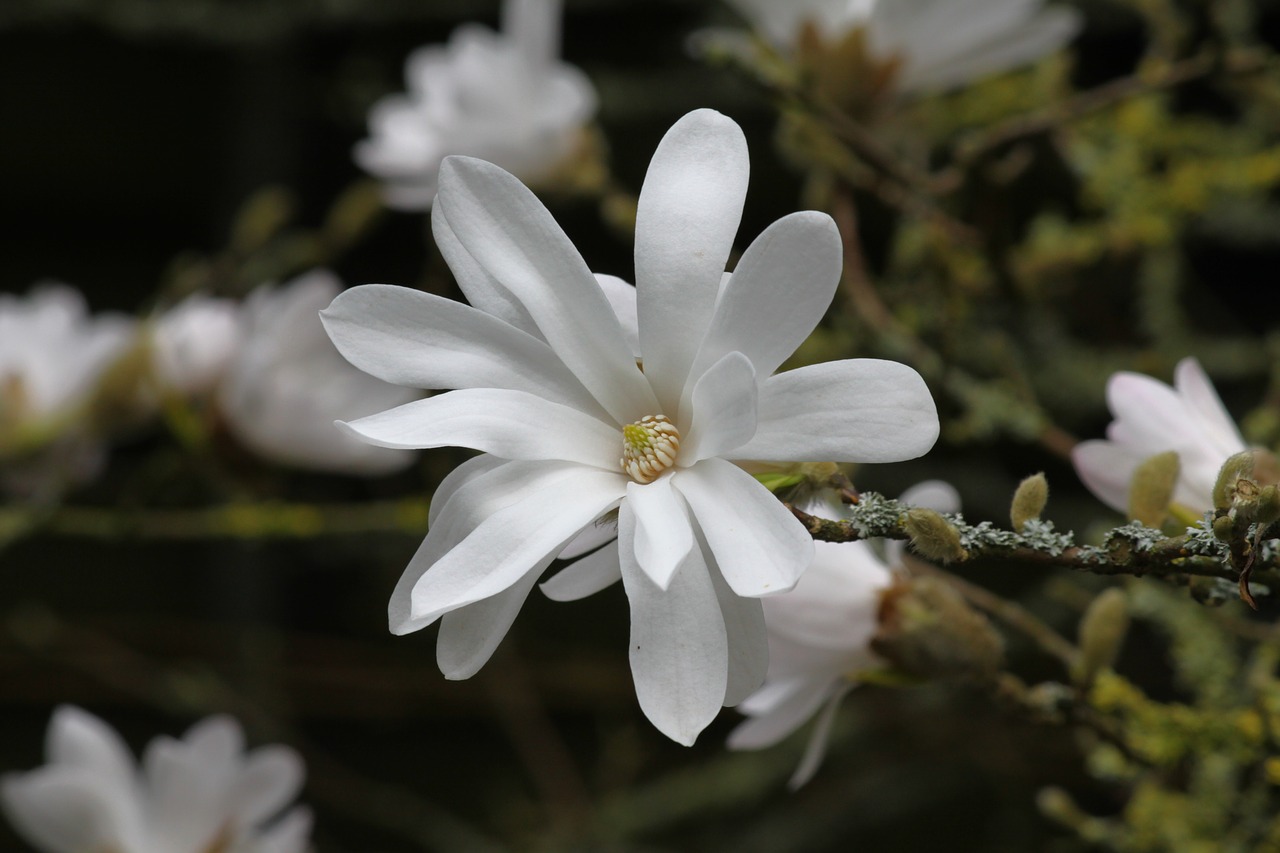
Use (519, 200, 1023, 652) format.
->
(1174, 357, 1246, 458)
(635, 109, 749, 413)
(681, 352, 758, 464)
(0, 771, 124, 853)
(1071, 440, 1142, 515)
(435, 156, 657, 423)
(726, 675, 835, 750)
(1104, 372, 1188, 450)
(707, 553, 768, 706)
(436, 566, 546, 679)
(392, 457, 555, 634)
(321, 284, 603, 415)
(620, 512, 728, 746)
(596, 274, 639, 359)
(788, 685, 851, 790)
(556, 517, 618, 560)
(675, 457, 813, 597)
(232, 746, 304, 827)
(692, 211, 841, 381)
(410, 467, 626, 623)
(431, 204, 539, 337)
(625, 477, 695, 590)
(339, 388, 619, 468)
(540, 539, 622, 602)
(732, 359, 938, 463)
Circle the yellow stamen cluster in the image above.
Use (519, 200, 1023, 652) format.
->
(621, 415, 680, 484)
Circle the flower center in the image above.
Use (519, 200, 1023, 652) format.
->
(621, 415, 680, 484)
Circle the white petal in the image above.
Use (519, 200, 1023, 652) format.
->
(437, 566, 545, 679)
(788, 685, 851, 790)
(410, 466, 626, 623)
(46, 707, 136, 791)
(635, 109, 749, 413)
(623, 477, 694, 590)
(432, 204, 539, 336)
(1174, 357, 1246, 458)
(732, 359, 939, 463)
(726, 676, 835, 750)
(1071, 440, 1141, 515)
(676, 457, 813, 597)
(682, 351, 758, 463)
(707, 551, 769, 706)
(556, 517, 618, 560)
(0, 771, 124, 853)
(541, 539, 622, 601)
(339, 388, 619, 468)
(436, 156, 657, 423)
(321, 284, 603, 415)
(620, 513, 728, 746)
(233, 746, 304, 827)
(899, 480, 961, 514)
(595, 274, 640, 359)
(253, 806, 312, 853)
(693, 211, 841, 380)
(140, 738, 228, 853)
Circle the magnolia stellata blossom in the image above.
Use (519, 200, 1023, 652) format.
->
(149, 293, 242, 398)
(1073, 357, 1247, 518)
(728, 481, 959, 788)
(323, 108, 940, 744)
(218, 270, 419, 475)
(355, 0, 597, 210)
(726, 0, 1082, 94)
(1, 706, 310, 853)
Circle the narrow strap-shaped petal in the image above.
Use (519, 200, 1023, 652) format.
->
(681, 351, 758, 463)
(596, 274, 639, 359)
(540, 539, 622, 601)
(432, 203, 540, 337)
(232, 746, 304, 826)
(624, 477, 694, 590)
(339, 388, 620, 469)
(635, 109, 749, 414)
(788, 685, 852, 790)
(690, 211, 841, 384)
(436, 156, 657, 423)
(47, 707, 136, 790)
(1174, 357, 1246, 457)
(410, 466, 626, 623)
(620, 512, 728, 746)
(706, 549, 768, 706)
(731, 359, 938, 463)
(436, 566, 546, 679)
(322, 284, 604, 416)
(726, 675, 835, 750)
(676, 457, 813, 598)
(556, 516, 618, 560)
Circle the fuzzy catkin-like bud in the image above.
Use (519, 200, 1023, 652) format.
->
(903, 508, 967, 563)
(871, 577, 1004, 682)
(1072, 587, 1130, 688)
(1127, 451, 1180, 527)
(1010, 472, 1049, 531)
(1213, 451, 1258, 511)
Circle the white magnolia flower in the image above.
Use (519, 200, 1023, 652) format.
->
(1, 706, 310, 853)
(322, 108, 939, 744)
(1073, 357, 1247, 518)
(218, 270, 419, 476)
(726, 0, 1082, 94)
(728, 481, 959, 788)
(150, 293, 242, 397)
(355, 0, 597, 210)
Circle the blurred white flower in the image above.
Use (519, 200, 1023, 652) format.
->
(355, 0, 598, 210)
(726, 0, 1082, 94)
(218, 270, 420, 476)
(1072, 357, 1247, 518)
(1, 706, 310, 853)
(150, 293, 242, 397)
(728, 481, 959, 788)
(323, 108, 939, 744)
(0, 284, 136, 495)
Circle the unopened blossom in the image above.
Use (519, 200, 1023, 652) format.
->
(728, 481, 959, 788)
(0, 284, 136, 495)
(150, 293, 242, 397)
(355, 0, 597, 210)
(726, 0, 1082, 95)
(323, 108, 939, 744)
(1073, 357, 1247, 518)
(218, 270, 419, 476)
(1, 706, 310, 853)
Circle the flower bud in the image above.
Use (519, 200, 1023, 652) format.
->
(903, 507, 968, 563)
(1071, 587, 1129, 688)
(871, 577, 1004, 682)
(1126, 451, 1179, 527)
(1213, 451, 1258, 511)
(1010, 472, 1049, 531)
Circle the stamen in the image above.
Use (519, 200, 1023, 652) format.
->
(621, 414, 681, 484)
